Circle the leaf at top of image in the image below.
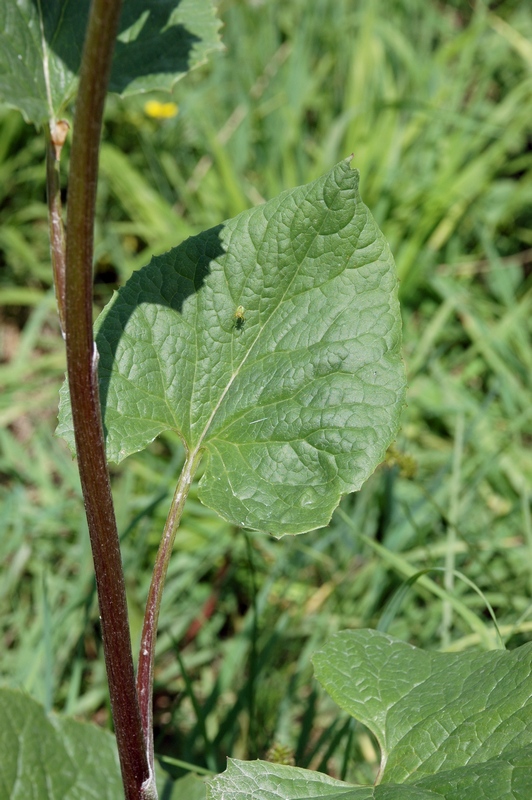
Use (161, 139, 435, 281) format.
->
(57, 160, 406, 536)
(0, 0, 222, 125)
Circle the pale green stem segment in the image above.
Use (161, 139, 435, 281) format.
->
(137, 447, 204, 772)
(45, 126, 67, 335)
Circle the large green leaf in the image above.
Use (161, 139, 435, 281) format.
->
(0, 687, 122, 798)
(312, 630, 532, 784)
(208, 626, 532, 799)
(58, 161, 406, 535)
(208, 753, 532, 800)
(0, 0, 222, 125)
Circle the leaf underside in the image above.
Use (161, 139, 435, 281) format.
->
(0, 0, 222, 125)
(58, 160, 406, 535)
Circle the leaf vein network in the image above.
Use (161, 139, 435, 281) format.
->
(200, 182, 359, 449)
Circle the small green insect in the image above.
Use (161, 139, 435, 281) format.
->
(234, 305, 246, 330)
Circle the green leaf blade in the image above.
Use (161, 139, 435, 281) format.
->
(0, 0, 54, 124)
(58, 161, 405, 535)
(208, 634, 532, 800)
(312, 630, 532, 784)
(110, 0, 224, 97)
(413, 748, 532, 799)
(0, 688, 122, 798)
(0, 0, 222, 126)
(206, 759, 442, 800)
(207, 752, 532, 800)
(207, 759, 371, 800)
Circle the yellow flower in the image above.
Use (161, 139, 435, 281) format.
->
(144, 100, 179, 119)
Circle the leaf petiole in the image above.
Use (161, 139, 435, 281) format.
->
(136, 446, 204, 772)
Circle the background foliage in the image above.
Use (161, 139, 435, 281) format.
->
(1, 0, 531, 788)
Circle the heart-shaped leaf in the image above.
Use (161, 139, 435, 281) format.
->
(0, 687, 122, 798)
(58, 160, 405, 535)
(0, 0, 222, 125)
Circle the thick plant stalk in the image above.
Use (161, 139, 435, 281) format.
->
(63, 0, 152, 797)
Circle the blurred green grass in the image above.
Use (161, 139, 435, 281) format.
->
(1, 0, 532, 786)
